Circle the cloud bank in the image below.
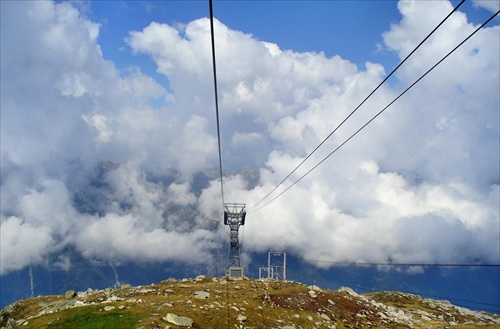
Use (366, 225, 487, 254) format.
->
(1, 0, 498, 275)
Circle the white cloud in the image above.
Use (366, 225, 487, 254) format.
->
(1, 0, 498, 276)
(53, 254, 72, 272)
(83, 114, 113, 143)
(472, 0, 500, 13)
(73, 213, 215, 265)
(167, 183, 197, 207)
(0, 216, 54, 274)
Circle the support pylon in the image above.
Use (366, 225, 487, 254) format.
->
(224, 203, 246, 269)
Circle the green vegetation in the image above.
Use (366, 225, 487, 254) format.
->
(23, 306, 143, 329)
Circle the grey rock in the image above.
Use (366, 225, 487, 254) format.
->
(103, 306, 115, 311)
(194, 291, 210, 299)
(166, 278, 177, 282)
(321, 313, 331, 321)
(64, 290, 76, 299)
(163, 313, 193, 327)
(6, 318, 17, 329)
(52, 300, 69, 311)
(338, 287, 358, 297)
(307, 285, 323, 292)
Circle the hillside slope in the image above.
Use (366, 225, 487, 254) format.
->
(1, 276, 499, 328)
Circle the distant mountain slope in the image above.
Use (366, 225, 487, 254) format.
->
(1, 276, 499, 328)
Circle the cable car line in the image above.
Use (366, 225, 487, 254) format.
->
(206, 0, 498, 317)
(249, 8, 500, 213)
(209, 0, 225, 209)
(330, 277, 500, 311)
(303, 259, 500, 267)
(248, 0, 465, 212)
(297, 260, 500, 312)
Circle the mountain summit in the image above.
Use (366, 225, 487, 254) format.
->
(1, 276, 499, 328)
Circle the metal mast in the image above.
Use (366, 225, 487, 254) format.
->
(268, 251, 286, 280)
(224, 203, 246, 269)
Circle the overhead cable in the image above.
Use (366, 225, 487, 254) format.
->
(298, 261, 500, 312)
(247, 0, 466, 212)
(325, 275, 500, 312)
(209, 0, 225, 209)
(250, 8, 500, 213)
(303, 260, 500, 267)
(208, 2, 232, 328)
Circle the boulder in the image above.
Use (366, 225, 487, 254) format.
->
(6, 318, 17, 329)
(165, 278, 177, 283)
(194, 291, 210, 299)
(339, 287, 358, 297)
(307, 285, 323, 292)
(163, 313, 193, 327)
(52, 300, 69, 311)
(64, 290, 76, 299)
(320, 313, 331, 321)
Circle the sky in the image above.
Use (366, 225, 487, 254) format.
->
(1, 0, 499, 282)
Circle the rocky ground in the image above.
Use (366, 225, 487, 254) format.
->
(1, 275, 499, 328)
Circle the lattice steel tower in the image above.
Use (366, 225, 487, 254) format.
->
(224, 203, 246, 268)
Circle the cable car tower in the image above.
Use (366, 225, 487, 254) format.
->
(224, 203, 246, 276)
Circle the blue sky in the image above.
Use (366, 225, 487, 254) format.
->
(1, 0, 499, 307)
(86, 0, 496, 79)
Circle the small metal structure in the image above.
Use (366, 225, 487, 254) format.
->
(259, 266, 273, 279)
(268, 251, 286, 280)
(224, 203, 246, 270)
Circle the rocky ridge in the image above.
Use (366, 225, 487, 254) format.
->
(1, 275, 498, 328)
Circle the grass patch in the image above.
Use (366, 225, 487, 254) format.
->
(24, 306, 143, 329)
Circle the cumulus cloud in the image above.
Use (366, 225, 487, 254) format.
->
(472, 0, 500, 13)
(1, 0, 498, 276)
(0, 216, 55, 274)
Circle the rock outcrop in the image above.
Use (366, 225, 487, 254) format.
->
(163, 313, 193, 327)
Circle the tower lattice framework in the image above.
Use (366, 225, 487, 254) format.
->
(224, 203, 246, 268)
